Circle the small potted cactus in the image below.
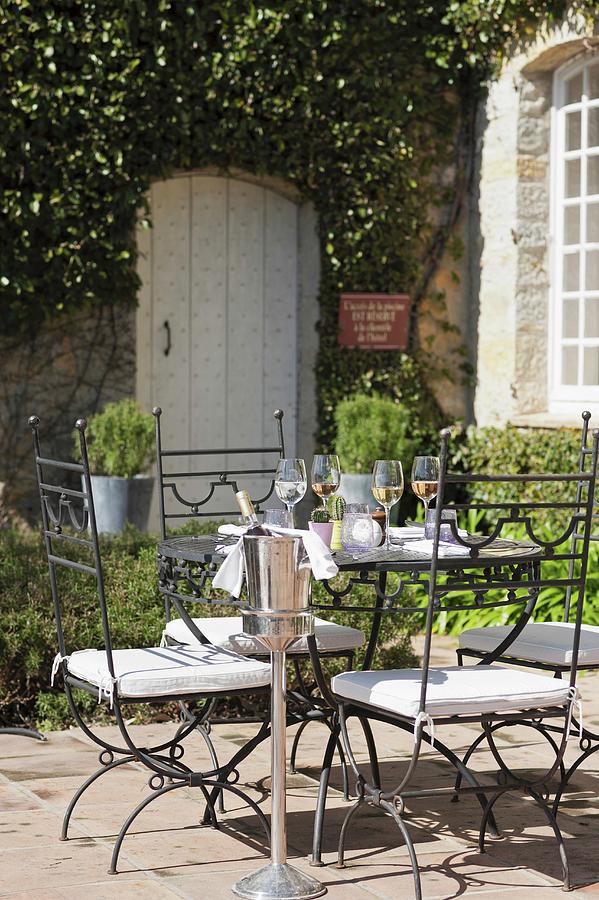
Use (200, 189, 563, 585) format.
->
(308, 508, 334, 547)
(327, 495, 346, 551)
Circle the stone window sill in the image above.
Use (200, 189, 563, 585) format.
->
(510, 412, 587, 429)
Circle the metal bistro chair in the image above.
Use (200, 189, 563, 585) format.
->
(306, 426, 598, 898)
(458, 410, 599, 810)
(29, 415, 272, 873)
(154, 406, 364, 797)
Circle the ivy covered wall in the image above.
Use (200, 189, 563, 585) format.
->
(0, 1, 590, 449)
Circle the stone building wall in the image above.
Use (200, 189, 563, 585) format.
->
(475, 13, 599, 428)
(421, 205, 474, 425)
(0, 305, 135, 523)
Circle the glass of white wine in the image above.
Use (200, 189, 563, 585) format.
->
(311, 454, 341, 509)
(274, 458, 307, 527)
(371, 459, 404, 551)
(410, 456, 440, 527)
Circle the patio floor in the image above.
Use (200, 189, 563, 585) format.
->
(3, 636, 599, 899)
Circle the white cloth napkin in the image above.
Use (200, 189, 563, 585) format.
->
(212, 524, 339, 597)
(389, 525, 468, 542)
(407, 539, 470, 558)
(388, 526, 426, 541)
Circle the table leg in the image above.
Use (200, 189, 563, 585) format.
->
(233, 648, 326, 899)
(271, 650, 287, 866)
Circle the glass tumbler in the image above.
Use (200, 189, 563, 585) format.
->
(341, 513, 377, 553)
(263, 508, 294, 529)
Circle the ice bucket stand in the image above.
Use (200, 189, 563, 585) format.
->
(233, 535, 326, 900)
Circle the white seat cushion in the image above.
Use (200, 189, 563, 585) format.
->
(458, 622, 599, 666)
(163, 615, 365, 655)
(65, 645, 271, 700)
(331, 665, 571, 718)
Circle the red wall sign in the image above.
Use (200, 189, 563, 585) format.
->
(338, 293, 411, 350)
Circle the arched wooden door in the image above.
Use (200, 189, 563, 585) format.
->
(136, 174, 299, 454)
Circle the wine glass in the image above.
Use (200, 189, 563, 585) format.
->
(371, 460, 404, 551)
(274, 458, 307, 527)
(311, 454, 341, 509)
(410, 456, 441, 530)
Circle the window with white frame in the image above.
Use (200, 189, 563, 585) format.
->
(552, 55, 599, 410)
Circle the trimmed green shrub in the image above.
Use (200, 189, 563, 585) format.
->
(0, 527, 162, 730)
(334, 394, 417, 474)
(453, 422, 582, 523)
(75, 398, 155, 478)
(337, 361, 445, 459)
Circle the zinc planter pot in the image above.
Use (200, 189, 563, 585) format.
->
(308, 521, 334, 547)
(87, 474, 154, 534)
(127, 474, 154, 532)
(339, 473, 374, 509)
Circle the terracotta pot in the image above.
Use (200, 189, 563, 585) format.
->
(308, 521, 334, 547)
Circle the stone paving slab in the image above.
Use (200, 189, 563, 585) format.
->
(2, 636, 599, 898)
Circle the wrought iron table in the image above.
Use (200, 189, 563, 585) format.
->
(157, 533, 541, 637)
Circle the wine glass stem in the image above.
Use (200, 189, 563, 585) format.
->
(423, 499, 429, 536)
(385, 505, 391, 551)
(286, 503, 294, 528)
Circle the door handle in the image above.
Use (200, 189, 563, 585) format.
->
(163, 320, 171, 357)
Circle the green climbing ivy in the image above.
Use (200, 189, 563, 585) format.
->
(0, 1, 591, 443)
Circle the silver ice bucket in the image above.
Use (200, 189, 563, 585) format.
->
(242, 535, 312, 650)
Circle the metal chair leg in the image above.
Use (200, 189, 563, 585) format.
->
(479, 789, 507, 853)
(528, 787, 571, 891)
(290, 715, 351, 801)
(109, 777, 271, 875)
(553, 739, 599, 816)
(289, 719, 310, 774)
(61, 755, 135, 840)
(337, 797, 365, 868)
(480, 786, 571, 891)
(201, 719, 270, 826)
(109, 781, 191, 874)
(310, 724, 340, 867)
(195, 723, 225, 813)
(0, 726, 45, 741)
(331, 728, 351, 802)
(358, 716, 381, 789)
(383, 799, 423, 900)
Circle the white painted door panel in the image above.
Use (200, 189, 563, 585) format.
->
(150, 177, 191, 449)
(136, 174, 299, 520)
(190, 176, 228, 451)
(264, 190, 298, 442)
(227, 180, 265, 452)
